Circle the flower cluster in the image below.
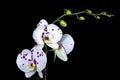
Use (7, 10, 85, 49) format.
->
(16, 19, 75, 78)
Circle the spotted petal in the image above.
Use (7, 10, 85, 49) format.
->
(32, 19, 48, 48)
(60, 34, 74, 54)
(47, 24, 63, 43)
(16, 49, 34, 73)
(38, 19, 48, 27)
(31, 45, 47, 78)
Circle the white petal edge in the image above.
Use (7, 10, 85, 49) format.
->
(38, 19, 48, 27)
(46, 42, 59, 49)
(60, 34, 74, 54)
(25, 71, 36, 78)
(38, 72, 43, 78)
(32, 26, 44, 49)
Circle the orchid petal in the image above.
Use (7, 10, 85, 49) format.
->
(47, 24, 63, 42)
(33, 19, 48, 48)
(55, 46, 68, 61)
(60, 34, 74, 54)
(46, 42, 59, 49)
(16, 49, 34, 73)
(31, 45, 47, 72)
(25, 71, 36, 78)
(38, 72, 43, 78)
(32, 26, 44, 48)
(38, 19, 48, 27)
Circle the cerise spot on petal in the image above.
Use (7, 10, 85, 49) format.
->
(44, 27, 47, 32)
(25, 58, 27, 60)
(37, 56, 39, 58)
(28, 59, 32, 61)
(46, 32, 50, 34)
(52, 29, 54, 31)
(37, 52, 39, 54)
(42, 32, 44, 38)
(22, 64, 24, 66)
(33, 59, 37, 64)
(23, 56, 25, 58)
(58, 28, 60, 30)
(25, 54, 27, 56)
(40, 54, 41, 56)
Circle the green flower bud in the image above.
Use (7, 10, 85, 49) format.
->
(60, 20, 67, 27)
(65, 9, 72, 15)
(86, 9, 92, 14)
(79, 16, 85, 21)
(101, 12, 107, 15)
(94, 15, 101, 19)
(107, 14, 114, 17)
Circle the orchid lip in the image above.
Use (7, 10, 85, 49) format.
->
(43, 36, 51, 43)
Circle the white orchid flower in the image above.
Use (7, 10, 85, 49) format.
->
(16, 45, 47, 78)
(33, 19, 63, 49)
(54, 34, 74, 61)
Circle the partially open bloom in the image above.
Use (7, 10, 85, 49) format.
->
(54, 34, 74, 61)
(33, 19, 74, 62)
(33, 19, 63, 49)
(16, 45, 47, 78)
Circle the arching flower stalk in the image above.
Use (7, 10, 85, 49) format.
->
(52, 9, 114, 25)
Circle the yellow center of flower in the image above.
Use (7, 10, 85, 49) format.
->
(27, 63, 36, 71)
(43, 36, 51, 43)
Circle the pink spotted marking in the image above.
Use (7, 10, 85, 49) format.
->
(37, 52, 39, 54)
(33, 59, 37, 65)
(42, 32, 44, 38)
(52, 29, 54, 31)
(46, 32, 50, 34)
(23, 56, 25, 58)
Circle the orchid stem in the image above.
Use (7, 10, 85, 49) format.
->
(44, 45, 47, 80)
(52, 9, 114, 24)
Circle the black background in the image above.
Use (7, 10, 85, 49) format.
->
(112, 72, 120, 80)
(1, 0, 119, 80)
